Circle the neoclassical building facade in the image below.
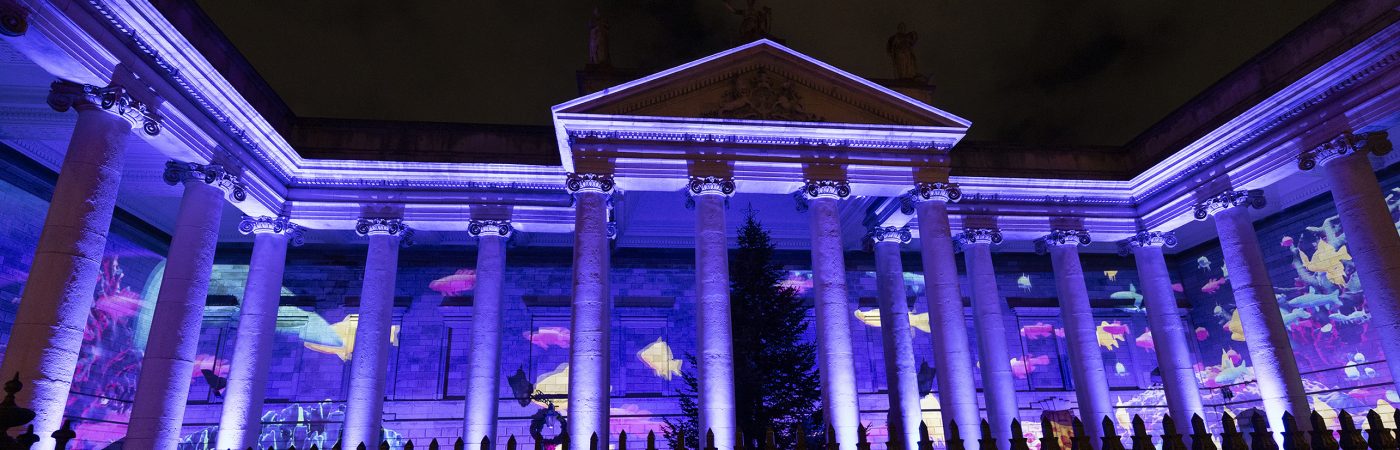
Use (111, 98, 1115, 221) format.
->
(0, 1, 1398, 450)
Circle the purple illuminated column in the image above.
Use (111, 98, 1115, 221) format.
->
(802, 179, 859, 449)
(957, 228, 1017, 448)
(1299, 131, 1400, 387)
(216, 216, 304, 450)
(1194, 190, 1307, 432)
(567, 173, 614, 450)
(128, 161, 244, 450)
(463, 220, 512, 447)
(0, 80, 156, 449)
(910, 184, 980, 444)
(1120, 231, 1203, 427)
(1038, 229, 1112, 444)
(871, 226, 921, 450)
(343, 218, 409, 449)
(691, 176, 738, 450)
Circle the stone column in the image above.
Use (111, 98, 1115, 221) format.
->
(1299, 131, 1400, 387)
(957, 228, 1017, 448)
(343, 218, 410, 449)
(910, 183, 980, 444)
(1120, 231, 1203, 427)
(0, 80, 158, 449)
(215, 216, 304, 450)
(463, 220, 512, 447)
(1194, 190, 1308, 432)
(1037, 229, 1113, 444)
(802, 179, 859, 449)
(566, 173, 614, 450)
(128, 161, 244, 450)
(871, 226, 921, 450)
(691, 176, 738, 450)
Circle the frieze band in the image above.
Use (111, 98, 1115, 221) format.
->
(1117, 230, 1177, 256)
(1192, 189, 1266, 220)
(468, 220, 514, 238)
(1297, 131, 1393, 171)
(868, 226, 912, 244)
(565, 172, 616, 194)
(238, 216, 306, 247)
(957, 227, 1004, 246)
(47, 80, 161, 136)
(163, 160, 247, 203)
(1034, 228, 1091, 254)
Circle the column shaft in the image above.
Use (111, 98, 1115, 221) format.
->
(0, 104, 130, 449)
(1321, 152, 1400, 387)
(464, 234, 508, 446)
(127, 180, 226, 450)
(964, 242, 1017, 447)
(215, 230, 291, 450)
(1129, 244, 1203, 425)
(343, 231, 403, 449)
(1212, 206, 1308, 431)
(568, 191, 611, 450)
(874, 239, 921, 450)
(915, 201, 979, 443)
(1047, 244, 1113, 442)
(809, 196, 859, 448)
(695, 193, 737, 449)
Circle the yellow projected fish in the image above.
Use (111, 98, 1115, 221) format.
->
(1300, 240, 1352, 286)
(1104, 270, 1119, 282)
(533, 362, 570, 411)
(1096, 321, 1129, 350)
(638, 337, 683, 380)
(853, 309, 932, 333)
(303, 314, 402, 362)
(1226, 310, 1245, 342)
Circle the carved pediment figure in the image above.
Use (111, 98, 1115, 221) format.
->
(703, 66, 822, 122)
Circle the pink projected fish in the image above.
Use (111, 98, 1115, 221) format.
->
(1096, 321, 1129, 350)
(429, 268, 477, 296)
(1195, 327, 1209, 341)
(524, 326, 571, 349)
(1020, 322, 1057, 340)
(1010, 355, 1051, 379)
(1201, 277, 1228, 294)
(1135, 330, 1154, 351)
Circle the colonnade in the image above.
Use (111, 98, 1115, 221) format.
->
(3, 79, 1400, 450)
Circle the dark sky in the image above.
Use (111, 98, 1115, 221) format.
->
(197, 1, 1329, 146)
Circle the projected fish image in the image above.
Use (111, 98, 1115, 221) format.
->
(637, 337, 683, 380)
(853, 308, 932, 333)
(1010, 355, 1051, 379)
(1095, 321, 1129, 350)
(300, 314, 403, 361)
(524, 326, 571, 349)
(1019, 322, 1060, 340)
(429, 268, 477, 296)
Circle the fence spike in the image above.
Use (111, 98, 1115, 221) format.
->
(1190, 414, 1216, 450)
(1251, 412, 1279, 450)
(428, 438, 439, 450)
(1101, 416, 1126, 450)
(647, 430, 657, 450)
(1340, 410, 1367, 450)
(356, 443, 367, 450)
(456, 436, 467, 450)
(677, 432, 685, 450)
(1281, 412, 1310, 450)
(980, 419, 997, 450)
(591, 432, 600, 450)
(483, 436, 493, 450)
(383, 440, 393, 450)
(405, 441, 415, 450)
(1311, 411, 1339, 450)
(948, 420, 967, 450)
(333, 439, 343, 450)
(827, 424, 840, 450)
(1040, 416, 1062, 450)
(709, 428, 719, 450)
(17, 424, 39, 448)
(1163, 414, 1187, 450)
(51, 420, 76, 450)
(1009, 419, 1031, 450)
(856, 423, 871, 450)
(619, 430, 628, 450)
(507, 435, 518, 450)
(1365, 410, 1396, 450)
(1069, 417, 1089, 450)
(1130, 415, 1153, 450)
(1221, 413, 1247, 450)
(918, 421, 934, 450)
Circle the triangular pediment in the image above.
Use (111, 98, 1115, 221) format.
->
(555, 40, 969, 128)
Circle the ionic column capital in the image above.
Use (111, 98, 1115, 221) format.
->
(911, 182, 962, 204)
(1034, 229, 1091, 254)
(868, 226, 911, 245)
(801, 179, 850, 200)
(956, 227, 1003, 246)
(1117, 230, 1177, 255)
(163, 160, 247, 203)
(1192, 189, 1265, 220)
(47, 80, 161, 135)
(1297, 131, 1392, 171)
(688, 175, 736, 196)
(355, 218, 413, 246)
(565, 172, 615, 195)
(468, 219, 513, 239)
(238, 215, 306, 246)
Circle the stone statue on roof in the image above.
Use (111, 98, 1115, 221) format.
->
(723, 0, 771, 42)
(887, 22, 919, 79)
(588, 8, 611, 67)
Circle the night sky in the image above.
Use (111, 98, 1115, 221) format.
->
(198, 1, 1329, 146)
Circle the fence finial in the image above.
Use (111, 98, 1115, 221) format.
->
(1130, 415, 1153, 450)
(708, 428, 718, 450)
(1069, 417, 1089, 450)
(1162, 414, 1187, 450)
(1365, 410, 1395, 450)
(1040, 416, 1062, 450)
(1101, 416, 1125, 450)
(647, 430, 657, 450)
(405, 441, 415, 450)
(591, 432, 600, 450)
(507, 434, 518, 450)
(1338, 410, 1366, 450)
(619, 430, 628, 450)
(1190, 414, 1216, 450)
(1251, 412, 1278, 450)
(455, 437, 466, 450)
(483, 435, 493, 450)
(917, 421, 934, 450)
(980, 419, 997, 450)
(1281, 412, 1310, 450)
(947, 420, 967, 450)
(1009, 419, 1031, 450)
(1309, 411, 1338, 450)
(1221, 413, 1247, 450)
(429, 438, 440, 450)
